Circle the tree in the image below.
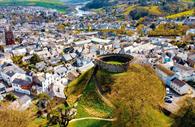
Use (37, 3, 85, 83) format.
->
(29, 54, 41, 65)
(5, 93, 16, 101)
(11, 55, 23, 65)
(173, 98, 195, 127)
(47, 108, 72, 127)
(150, 23, 156, 30)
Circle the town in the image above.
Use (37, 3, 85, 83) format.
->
(0, 2, 194, 127)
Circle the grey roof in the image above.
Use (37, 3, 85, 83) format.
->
(62, 54, 72, 61)
(0, 83, 5, 89)
(12, 78, 32, 86)
(189, 53, 195, 61)
(1, 63, 25, 75)
(6, 71, 15, 77)
(172, 78, 186, 88)
(55, 67, 67, 74)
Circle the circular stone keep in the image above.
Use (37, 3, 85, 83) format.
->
(95, 54, 134, 73)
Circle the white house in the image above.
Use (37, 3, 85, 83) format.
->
(0, 63, 33, 95)
(170, 78, 192, 95)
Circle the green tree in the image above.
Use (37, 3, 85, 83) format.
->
(5, 93, 17, 101)
(11, 55, 23, 65)
(174, 98, 195, 127)
(30, 54, 41, 65)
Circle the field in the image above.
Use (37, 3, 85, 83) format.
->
(0, 0, 67, 13)
(166, 9, 195, 19)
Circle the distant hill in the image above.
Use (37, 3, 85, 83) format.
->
(0, 0, 67, 12)
(84, 0, 194, 19)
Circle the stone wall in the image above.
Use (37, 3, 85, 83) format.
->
(95, 54, 134, 73)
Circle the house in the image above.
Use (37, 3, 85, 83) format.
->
(9, 95, 32, 111)
(173, 64, 195, 81)
(91, 37, 111, 45)
(0, 52, 12, 64)
(51, 83, 66, 99)
(62, 54, 73, 62)
(170, 78, 192, 95)
(78, 62, 94, 73)
(0, 83, 6, 94)
(155, 64, 176, 85)
(184, 17, 195, 26)
(73, 40, 91, 46)
(67, 70, 80, 81)
(186, 29, 195, 35)
(0, 63, 33, 95)
(12, 47, 27, 56)
(54, 66, 67, 78)
(11, 73, 33, 95)
(188, 53, 195, 68)
(36, 61, 46, 71)
(34, 72, 65, 93)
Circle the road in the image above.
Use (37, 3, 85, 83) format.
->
(69, 117, 116, 123)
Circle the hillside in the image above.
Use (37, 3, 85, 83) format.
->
(166, 9, 195, 19)
(84, 0, 194, 19)
(65, 64, 173, 127)
(96, 64, 172, 127)
(0, 0, 67, 12)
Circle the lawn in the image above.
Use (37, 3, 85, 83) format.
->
(106, 61, 124, 65)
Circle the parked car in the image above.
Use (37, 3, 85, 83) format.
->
(166, 87, 170, 94)
(167, 93, 173, 98)
(165, 96, 173, 101)
(165, 99, 172, 103)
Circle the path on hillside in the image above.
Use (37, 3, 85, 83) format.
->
(69, 117, 116, 123)
(92, 66, 116, 109)
(93, 76, 116, 109)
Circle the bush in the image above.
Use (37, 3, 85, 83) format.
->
(5, 93, 16, 101)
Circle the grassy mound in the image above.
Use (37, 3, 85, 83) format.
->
(99, 64, 173, 127)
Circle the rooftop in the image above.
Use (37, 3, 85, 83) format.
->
(156, 64, 175, 76)
(171, 78, 186, 88)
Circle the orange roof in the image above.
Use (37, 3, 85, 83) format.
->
(156, 64, 175, 76)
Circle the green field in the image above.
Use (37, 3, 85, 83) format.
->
(0, 0, 67, 13)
